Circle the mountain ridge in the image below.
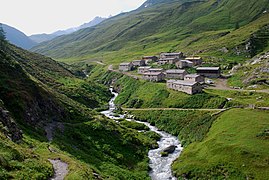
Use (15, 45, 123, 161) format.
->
(29, 16, 107, 43)
(139, 0, 193, 9)
(1, 23, 37, 49)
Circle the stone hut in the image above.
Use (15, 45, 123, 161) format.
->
(143, 72, 165, 82)
(185, 56, 203, 66)
(142, 56, 158, 63)
(184, 74, 205, 83)
(166, 69, 187, 80)
(148, 68, 164, 73)
(138, 66, 151, 74)
(167, 80, 202, 95)
(158, 58, 179, 65)
(160, 52, 184, 59)
(132, 59, 146, 67)
(176, 60, 193, 69)
(119, 62, 133, 72)
(196, 67, 221, 78)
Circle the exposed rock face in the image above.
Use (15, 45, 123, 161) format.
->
(0, 106, 22, 142)
(243, 52, 269, 85)
(22, 95, 67, 128)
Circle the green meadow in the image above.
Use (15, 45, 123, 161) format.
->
(173, 109, 269, 179)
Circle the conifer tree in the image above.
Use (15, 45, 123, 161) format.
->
(0, 23, 7, 49)
(0, 23, 6, 40)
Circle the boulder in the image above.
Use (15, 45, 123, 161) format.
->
(161, 145, 176, 157)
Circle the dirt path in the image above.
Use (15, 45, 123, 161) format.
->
(122, 108, 225, 111)
(95, 61, 106, 65)
(208, 78, 232, 90)
(256, 89, 269, 94)
(48, 159, 69, 180)
(206, 78, 269, 94)
(45, 123, 68, 179)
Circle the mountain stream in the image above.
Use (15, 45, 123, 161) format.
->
(101, 88, 183, 180)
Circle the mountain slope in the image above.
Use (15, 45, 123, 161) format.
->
(139, 0, 193, 9)
(29, 16, 107, 43)
(173, 108, 269, 179)
(1, 23, 37, 49)
(31, 0, 269, 61)
(0, 38, 156, 179)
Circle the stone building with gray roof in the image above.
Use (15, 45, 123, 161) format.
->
(119, 62, 133, 72)
(167, 80, 202, 94)
(184, 74, 205, 83)
(160, 52, 184, 59)
(143, 72, 165, 82)
(166, 69, 187, 79)
(196, 67, 221, 78)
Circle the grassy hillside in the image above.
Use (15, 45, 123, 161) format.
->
(0, 45, 69, 127)
(0, 41, 158, 179)
(205, 89, 269, 108)
(0, 130, 53, 179)
(31, 0, 269, 65)
(173, 109, 269, 179)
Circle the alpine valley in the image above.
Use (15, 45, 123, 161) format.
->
(1, 0, 269, 179)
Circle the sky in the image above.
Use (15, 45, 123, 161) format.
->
(0, 0, 145, 35)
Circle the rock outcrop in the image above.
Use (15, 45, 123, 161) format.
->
(0, 104, 22, 142)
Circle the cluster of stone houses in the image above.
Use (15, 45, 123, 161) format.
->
(158, 52, 203, 68)
(118, 52, 221, 95)
(137, 67, 205, 94)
